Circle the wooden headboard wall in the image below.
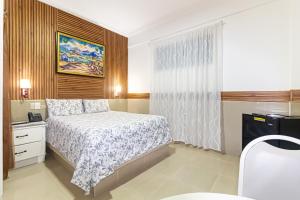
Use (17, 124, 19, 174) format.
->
(3, 0, 128, 178)
(5, 0, 128, 100)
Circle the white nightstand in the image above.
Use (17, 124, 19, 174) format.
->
(12, 121, 47, 168)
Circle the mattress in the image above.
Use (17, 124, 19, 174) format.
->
(46, 111, 172, 193)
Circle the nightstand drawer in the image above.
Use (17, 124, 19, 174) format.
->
(14, 142, 43, 162)
(14, 127, 44, 145)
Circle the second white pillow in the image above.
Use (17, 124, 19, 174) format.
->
(83, 99, 110, 113)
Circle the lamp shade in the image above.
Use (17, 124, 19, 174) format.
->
(20, 79, 31, 89)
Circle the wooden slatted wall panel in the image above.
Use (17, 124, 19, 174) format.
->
(6, 0, 128, 100)
(4, 0, 128, 178)
(33, 2, 57, 99)
(104, 30, 128, 99)
(56, 10, 106, 99)
(4, 0, 12, 179)
(7, 0, 57, 100)
(56, 11, 104, 44)
(57, 75, 105, 99)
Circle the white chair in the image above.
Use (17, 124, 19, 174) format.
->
(238, 135, 300, 200)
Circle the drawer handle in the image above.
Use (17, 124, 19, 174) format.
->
(15, 150, 27, 155)
(16, 134, 28, 138)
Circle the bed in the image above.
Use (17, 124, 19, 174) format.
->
(46, 109, 172, 196)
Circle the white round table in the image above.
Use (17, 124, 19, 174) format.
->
(161, 193, 255, 200)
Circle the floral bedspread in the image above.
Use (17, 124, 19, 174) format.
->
(46, 111, 172, 193)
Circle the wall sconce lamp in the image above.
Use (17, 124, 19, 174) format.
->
(20, 79, 31, 98)
(114, 85, 122, 97)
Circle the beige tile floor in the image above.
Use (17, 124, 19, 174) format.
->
(3, 144, 240, 200)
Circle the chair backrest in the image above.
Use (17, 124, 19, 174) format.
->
(238, 135, 300, 200)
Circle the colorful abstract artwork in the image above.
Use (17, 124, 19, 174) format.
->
(57, 32, 105, 77)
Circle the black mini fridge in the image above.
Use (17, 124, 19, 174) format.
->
(280, 117, 300, 150)
(242, 114, 300, 150)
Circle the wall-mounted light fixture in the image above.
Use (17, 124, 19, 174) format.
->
(114, 85, 122, 97)
(20, 79, 31, 98)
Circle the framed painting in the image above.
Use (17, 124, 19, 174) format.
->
(56, 32, 105, 78)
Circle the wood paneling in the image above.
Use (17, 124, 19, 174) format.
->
(6, 0, 57, 100)
(56, 10, 106, 99)
(57, 11, 104, 44)
(128, 93, 150, 99)
(221, 91, 291, 102)
(5, 0, 128, 101)
(3, 0, 12, 179)
(4, 0, 128, 178)
(104, 30, 128, 99)
(291, 90, 300, 102)
(57, 75, 105, 99)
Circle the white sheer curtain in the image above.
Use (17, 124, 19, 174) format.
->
(150, 22, 223, 151)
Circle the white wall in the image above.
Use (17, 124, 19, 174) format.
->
(291, 0, 300, 89)
(128, 43, 151, 93)
(223, 0, 290, 91)
(128, 0, 295, 92)
(0, 0, 4, 196)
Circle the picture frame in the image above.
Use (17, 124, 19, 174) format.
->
(56, 32, 105, 78)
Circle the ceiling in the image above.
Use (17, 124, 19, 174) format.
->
(39, 0, 273, 37)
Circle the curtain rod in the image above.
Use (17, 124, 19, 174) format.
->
(128, 0, 278, 48)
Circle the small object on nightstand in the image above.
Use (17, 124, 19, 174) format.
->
(28, 112, 42, 122)
(12, 121, 47, 168)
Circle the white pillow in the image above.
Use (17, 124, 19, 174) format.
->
(83, 99, 110, 113)
(46, 99, 83, 117)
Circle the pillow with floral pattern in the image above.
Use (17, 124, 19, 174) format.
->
(83, 99, 110, 113)
(46, 99, 83, 117)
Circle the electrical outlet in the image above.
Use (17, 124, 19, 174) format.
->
(30, 103, 35, 109)
(35, 102, 41, 109)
